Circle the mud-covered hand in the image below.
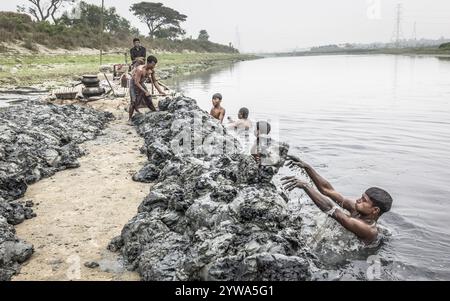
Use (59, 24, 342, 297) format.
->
(281, 176, 309, 191)
(285, 157, 309, 170)
(286, 154, 302, 162)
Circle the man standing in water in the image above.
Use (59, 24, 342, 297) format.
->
(282, 157, 393, 245)
(129, 55, 166, 123)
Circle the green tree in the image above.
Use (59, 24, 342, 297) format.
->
(154, 26, 186, 40)
(18, 0, 75, 24)
(439, 42, 450, 50)
(130, 2, 187, 39)
(198, 30, 209, 41)
(60, 1, 134, 35)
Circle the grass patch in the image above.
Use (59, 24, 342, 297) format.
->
(0, 52, 258, 86)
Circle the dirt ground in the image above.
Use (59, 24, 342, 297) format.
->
(12, 98, 151, 281)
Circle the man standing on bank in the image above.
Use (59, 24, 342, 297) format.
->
(130, 38, 147, 66)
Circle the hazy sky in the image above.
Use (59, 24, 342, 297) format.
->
(3, 0, 450, 52)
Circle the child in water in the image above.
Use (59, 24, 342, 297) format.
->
(227, 107, 253, 131)
(282, 157, 393, 245)
(210, 93, 226, 123)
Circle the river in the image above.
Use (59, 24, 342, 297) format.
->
(170, 55, 450, 281)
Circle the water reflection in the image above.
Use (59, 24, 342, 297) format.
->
(168, 63, 237, 97)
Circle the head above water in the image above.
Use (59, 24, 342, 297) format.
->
(146, 55, 158, 68)
(356, 187, 393, 218)
(133, 38, 141, 47)
(238, 107, 249, 119)
(255, 121, 271, 137)
(212, 93, 223, 107)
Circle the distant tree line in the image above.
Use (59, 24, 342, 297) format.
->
(11, 1, 216, 44)
(0, 1, 236, 53)
(439, 42, 450, 50)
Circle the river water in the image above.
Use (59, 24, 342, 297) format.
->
(170, 55, 450, 281)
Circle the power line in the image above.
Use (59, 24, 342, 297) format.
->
(235, 26, 241, 52)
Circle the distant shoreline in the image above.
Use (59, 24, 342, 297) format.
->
(258, 47, 450, 58)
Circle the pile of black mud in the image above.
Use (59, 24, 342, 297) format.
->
(0, 100, 113, 280)
(110, 96, 315, 281)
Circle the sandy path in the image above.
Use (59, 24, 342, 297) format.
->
(12, 105, 149, 281)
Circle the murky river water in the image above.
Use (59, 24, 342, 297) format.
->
(170, 55, 450, 280)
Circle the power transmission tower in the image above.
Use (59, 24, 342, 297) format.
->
(393, 3, 403, 48)
(413, 21, 417, 44)
(235, 26, 241, 52)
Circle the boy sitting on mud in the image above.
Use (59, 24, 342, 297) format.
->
(282, 157, 393, 245)
(210, 93, 226, 123)
(227, 107, 253, 131)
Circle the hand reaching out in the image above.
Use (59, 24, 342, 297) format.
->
(281, 176, 309, 191)
(285, 156, 309, 170)
(286, 154, 302, 162)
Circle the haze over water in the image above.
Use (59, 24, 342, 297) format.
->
(171, 55, 450, 280)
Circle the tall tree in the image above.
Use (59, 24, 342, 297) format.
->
(198, 30, 209, 41)
(18, 0, 74, 24)
(130, 2, 187, 39)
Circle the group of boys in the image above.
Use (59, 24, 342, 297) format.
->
(128, 39, 394, 246)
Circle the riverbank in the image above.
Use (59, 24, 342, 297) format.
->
(0, 100, 114, 280)
(13, 101, 146, 281)
(107, 96, 313, 281)
(0, 50, 262, 280)
(0, 51, 259, 88)
(3, 94, 312, 281)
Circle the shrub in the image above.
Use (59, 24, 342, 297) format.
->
(0, 12, 33, 33)
(439, 42, 450, 50)
(22, 39, 38, 52)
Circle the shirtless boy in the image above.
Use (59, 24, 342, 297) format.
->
(282, 157, 393, 245)
(210, 93, 226, 123)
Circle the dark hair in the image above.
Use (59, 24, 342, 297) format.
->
(366, 187, 393, 215)
(147, 55, 158, 64)
(256, 121, 271, 135)
(239, 107, 249, 119)
(133, 38, 140, 43)
(212, 93, 222, 100)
